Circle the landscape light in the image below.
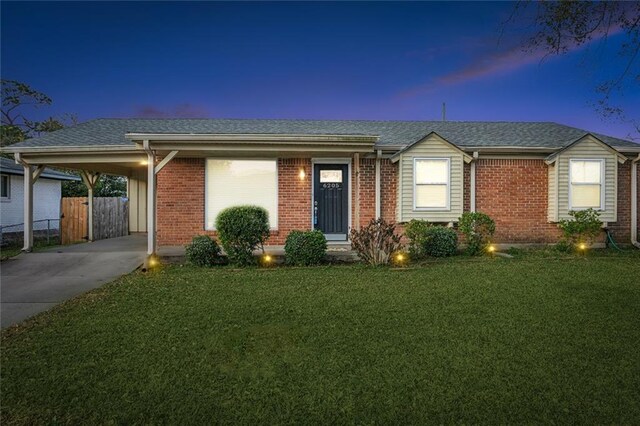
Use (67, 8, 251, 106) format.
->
(264, 254, 272, 263)
(488, 245, 496, 253)
(579, 243, 587, 251)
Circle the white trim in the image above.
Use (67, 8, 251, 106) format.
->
(568, 158, 605, 211)
(413, 157, 451, 211)
(204, 158, 279, 231)
(311, 158, 352, 241)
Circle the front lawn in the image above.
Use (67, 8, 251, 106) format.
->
(2, 254, 640, 424)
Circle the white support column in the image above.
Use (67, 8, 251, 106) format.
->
(23, 164, 34, 252)
(80, 171, 100, 242)
(375, 149, 382, 220)
(146, 143, 156, 256)
(470, 152, 478, 212)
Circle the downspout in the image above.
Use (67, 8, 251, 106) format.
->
(470, 152, 478, 212)
(375, 149, 382, 219)
(632, 154, 640, 249)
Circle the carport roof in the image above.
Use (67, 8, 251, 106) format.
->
(5, 118, 639, 151)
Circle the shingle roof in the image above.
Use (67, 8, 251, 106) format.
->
(6, 118, 639, 150)
(0, 157, 80, 181)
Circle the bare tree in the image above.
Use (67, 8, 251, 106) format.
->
(504, 1, 640, 138)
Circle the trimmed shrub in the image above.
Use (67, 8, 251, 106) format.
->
(349, 218, 403, 266)
(185, 235, 221, 267)
(216, 205, 270, 266)
(458, 212, 496, 255)
(557, 208, 602, 250)
(423, 226, 458, 257)
(284, 230, 327, 266)
(405, 219, 431, 259)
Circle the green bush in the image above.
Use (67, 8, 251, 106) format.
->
(185, 235, 222, 267)
(405, 219, 431, 259)
(215, 205, 270, 266)
(284, 230, 327, 266)
(349, 218, 403, 266)
(458, 212, 496, 255)
(423, 226, 458, 257)
(557, 208, 602, 250)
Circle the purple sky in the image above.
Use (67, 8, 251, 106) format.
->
(2, 1, 639, 140)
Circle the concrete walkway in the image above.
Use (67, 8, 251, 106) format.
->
(1, 234, 147, 328)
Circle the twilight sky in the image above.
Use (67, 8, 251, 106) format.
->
(2, 1, 639, 140)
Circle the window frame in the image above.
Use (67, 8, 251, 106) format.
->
(413, 157, 451, 211)
(204, 158, 279, 231)
(568, 158, 605, 211)
(1, 174, 10, 201)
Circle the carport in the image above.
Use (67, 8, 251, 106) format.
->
(6, 145, 152, 253)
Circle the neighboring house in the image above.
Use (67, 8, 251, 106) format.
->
(2, 119, 639, 255)
(0, 157, 79, 235)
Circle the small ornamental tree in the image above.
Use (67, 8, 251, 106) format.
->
(458, 212, 496, 255)
(349, 218, 403, 266)
(557, 208, 603, 250)
(216, 205, 270, 266)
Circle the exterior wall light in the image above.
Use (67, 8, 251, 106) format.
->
(299, 168, 306, 180)
(140, 160, 149, 166)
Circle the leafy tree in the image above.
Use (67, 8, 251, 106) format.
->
(505, 1, 640, 137)
(62, 175, 127, 198)
(1, 79, 125, 197)
(1, 79, 76, 146)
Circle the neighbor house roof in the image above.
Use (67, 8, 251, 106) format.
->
(5, 118, 639, 151)
(0, 157, 80, 181)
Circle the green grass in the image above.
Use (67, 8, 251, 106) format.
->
(0, 239, 62, 260)
(2, 253, 640, 424)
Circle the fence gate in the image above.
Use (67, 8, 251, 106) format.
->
(61, 197, 129, 244)
(61, 197, 89, 244)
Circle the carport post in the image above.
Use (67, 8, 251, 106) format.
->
(22, 164, 34, 252)
(80, 171, 100, 242)
(145, 141, 157, 256)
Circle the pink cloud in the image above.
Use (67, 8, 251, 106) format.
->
(399, 25, 623, 99)
(133, 103, 210, 118)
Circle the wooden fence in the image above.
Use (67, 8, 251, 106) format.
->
(61, 197, 129, 244)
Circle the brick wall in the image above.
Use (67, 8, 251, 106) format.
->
(474, 159, 560, 243)
(157, 158, 314, 246)
(157, 158, 207, 246)
(607, 161, 640, 244)
(156, 156, 638, 247)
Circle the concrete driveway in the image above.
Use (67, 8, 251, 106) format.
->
(1, 234, 147, 328)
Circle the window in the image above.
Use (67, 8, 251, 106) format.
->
(569, 159, 604, 210)
(1, 174, 9, 200)
(205, 159, 278, 229)
(414, 158, 449, 209)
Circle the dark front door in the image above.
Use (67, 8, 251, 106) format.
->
(314, 164, 349, 240)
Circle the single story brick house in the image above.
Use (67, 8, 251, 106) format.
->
(3, 119, 639, 255)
